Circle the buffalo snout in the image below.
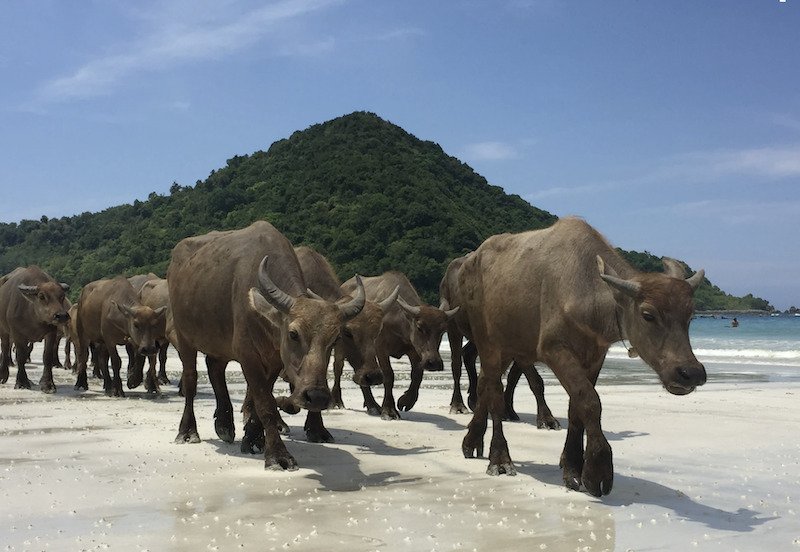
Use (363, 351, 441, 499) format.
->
(302, 388, 331, 411)
(53, 312, 70, 323)
(139, 345, 158, 356)
(423, 357, 444, 372)
(665, 363, 706, 395)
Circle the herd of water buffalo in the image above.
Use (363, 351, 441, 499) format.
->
(0, 217, 707, 497)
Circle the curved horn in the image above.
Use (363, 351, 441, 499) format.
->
(339, 275, 366, 320)
(112, 300, 136, 318)
(377, 285, 400, 311)
(256, 256, 295, 314)
(443, 305, 460, 319)
(306, 288, 325, 301)
(600, 274, 642, 297)
(397, 296, 421, 317)
(59, 283, 70, 292)
(17, 284, 38, 296)
(686, 269, 705, 292)
(661, 257, 686, 279)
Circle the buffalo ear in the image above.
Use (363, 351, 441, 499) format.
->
(59, 283, 70, 292)
(248, 288, 282, 331)
(153, 306, 168, 318)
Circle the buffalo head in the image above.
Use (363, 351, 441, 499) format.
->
(335, 285, 400, 387)
(18, 281, 71, 326)
(598, 256, 706, 395)
(112, 301, 167, 356)
(248, 256, 366, 411)
(396, 296, 459, 372)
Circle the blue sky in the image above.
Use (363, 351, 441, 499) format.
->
(1, 0, 798, 308)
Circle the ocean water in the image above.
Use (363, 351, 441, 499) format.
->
(440, 314, 800, 386)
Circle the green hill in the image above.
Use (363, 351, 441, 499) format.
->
(0, 111, 771, 311)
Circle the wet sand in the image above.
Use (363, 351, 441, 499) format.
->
(1, 347, 798, 551)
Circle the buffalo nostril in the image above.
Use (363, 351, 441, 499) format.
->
(677, 367, 691, 382)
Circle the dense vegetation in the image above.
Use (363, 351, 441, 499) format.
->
(0, 111, 771, 311)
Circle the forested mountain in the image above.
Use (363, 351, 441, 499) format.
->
(0, 111, 771, 311)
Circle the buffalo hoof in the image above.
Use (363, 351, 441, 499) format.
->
(380, 406, 401, 420)
(397, 392, 418, 412)
(364, 403, 382, 416)
(503, 408, 521, 422)
(537, 415, 561, 430)
(0, 372, 8, 384)
(214, 419, 235, 444)
(158, 374, 171, 385)
(174, 430, 201, 444)
(328, 396, 345, 410)
(462, 437, 484, 459)
(305, 427, 334, 444)
(264, 453, 298, 471)
(449, 402, 469, 414)
(241, 436, 264, 455)
(582, 446, 614, 497)
(241, 419, 265, 454)
(487, 462, 517, 476)
(40, 380, 57, 394)
(15, 378, 32, 390)
(127, 377, 142, 390)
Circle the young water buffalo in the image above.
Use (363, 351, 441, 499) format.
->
(440, 254, 560, 429)
(74, 277, 167, 396)
(126, 277, 172, 393)
(458, 217, 706, 496)
(0, 266, 70, 393)
(168, 221, 365, 470)
(340, 271, 458, 420)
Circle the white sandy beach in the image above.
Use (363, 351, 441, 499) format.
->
(1, 344, 799, 552)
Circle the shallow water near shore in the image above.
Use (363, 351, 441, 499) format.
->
(1, 342, 799, 551)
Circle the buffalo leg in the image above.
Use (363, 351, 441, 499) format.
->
(39, 331, 58, 394)
(397, 350, 423, 412)
(329, 345, 346, 409)
(64, 338, 73, 372)
(206, 356, 234, 443)
(175, 346, 200, 444)
(12, 339, 32, 390)
(548, 348, 611, 497)
(240, 353, 298, 471)
(90, 344, 101, 379)
(241, 387, 266, 454)
(157, 343, 170, 385)
(127, 345, 144, 389)
(464, 341, 479, 411)
(448, 329, 469, 414)
(0, 334, 11, 384)
(304, 411, 334, 443)
(377, 353, 400, 419)
(520, 364, 560, 429)
(144, 353, 160, 394)
(107, 345, 125, 398)
(97, 346, 112, 395)
(73, 337, 90, 391)
(503, 363, 523, 421)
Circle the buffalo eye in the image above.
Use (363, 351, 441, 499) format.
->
(342, 327, 353, 339)
(289, 329, 300, 342)
(642, 311, 656, 322)
(38, 293, 46, 301)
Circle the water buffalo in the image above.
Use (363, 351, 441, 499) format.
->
(295, 246, 398, 412)
(126, 277, 172, 393)
(340, 271, 458, 420)
(0, 266, 70, 393)
(440, 254, 560, 429)
(458, 217, 706, 496)
(168, 221, 365, 470)
(74, 276, 167, 396)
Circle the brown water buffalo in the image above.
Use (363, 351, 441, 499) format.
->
(0, 266, 70, 393)
(168, 221, 365, 470)
(74, 276, 167, 396)
(458, 217, 706, 496)
(295, 246, 398, 413)
(340, 271, 458, 420)
(440, 254, 560, 429)
(125, 277, 172, 393)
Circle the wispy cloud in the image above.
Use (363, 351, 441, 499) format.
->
(34, 0, 341, 104)
(682, 145, 800, 179)
(462, 141, 520, 161)
(671, 198, 800, 222)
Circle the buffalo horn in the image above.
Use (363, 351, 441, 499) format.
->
(377, 285, 401, 311)
(18, 285, 38, 296)
(339, 275, 366, 320)
(256, 256, 295, 314)
(661, 257, 685, 279)
(306, 288, 325, 301)
(59, 283, 70, 292)
(685, 269, 705, 291)
(443, 305, 460, 319)
(600, 274, 642, 297)
(397, 296, 421, 317)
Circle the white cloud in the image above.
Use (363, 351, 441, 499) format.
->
(35, 0, 342, 103)
(462, 141, 520, 161)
